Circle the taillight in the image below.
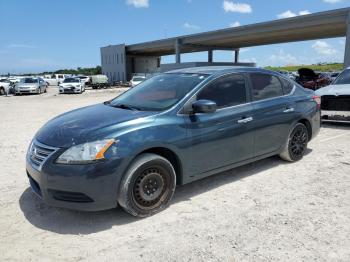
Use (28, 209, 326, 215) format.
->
(312, 95, 321, 109)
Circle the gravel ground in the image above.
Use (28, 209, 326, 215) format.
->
(0, 87, 350, 262)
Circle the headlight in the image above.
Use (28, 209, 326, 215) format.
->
(56, 139, 115, 164)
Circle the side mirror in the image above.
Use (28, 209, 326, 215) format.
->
(192, 100, 217, 114)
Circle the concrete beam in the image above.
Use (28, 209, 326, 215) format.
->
(125, 8, 350, 56)
(344, 11, 350, 68)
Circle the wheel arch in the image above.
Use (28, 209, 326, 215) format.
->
(297, 118, 312, 141)
(135, 147, 183, 185)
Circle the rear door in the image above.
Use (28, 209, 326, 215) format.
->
(247, 73, 297, 157)
(185, 73, 255, 176)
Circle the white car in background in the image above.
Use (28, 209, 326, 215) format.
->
(0, 79, 12, 95)
(76, 75, 91, 86)
(42, 75, 59, 86)
(316, 67, 350, 122)
(59, 77, 85, 94)
(130, 75, 146, 86)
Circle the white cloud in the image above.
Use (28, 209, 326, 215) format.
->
(299, 10, 311, 15)
(183, 22, 200, 30)
(277, 10, 311, 19)
(223, 0, 252, 13)
(323, 0, 343, 3)
(240, 57, 257, 64)
(126, 0, 149, 8)
(312, 41, 337, 55)
(8, 44, 37, 49)
(229, 21, 241, 27)
(240, 48, 250, 53)
(269, 50, 299, 65)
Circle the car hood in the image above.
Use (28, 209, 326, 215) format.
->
(35, 103, 156, 148)
(60, 83, 80, 87)
(17, 83, 38, 88)
(315, 84, 350, 96)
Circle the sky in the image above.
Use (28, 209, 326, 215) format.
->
(0, 0, 349, 74)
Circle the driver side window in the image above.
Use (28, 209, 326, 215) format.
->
(197, 74, 247, 109)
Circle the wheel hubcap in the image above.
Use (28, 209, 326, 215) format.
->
(290, 127, 308, 158)
(133, 168, 166, 209)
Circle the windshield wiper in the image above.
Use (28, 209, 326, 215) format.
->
(111, 103, 140, 111)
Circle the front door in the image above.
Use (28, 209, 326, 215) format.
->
(185, 73, 255, 177)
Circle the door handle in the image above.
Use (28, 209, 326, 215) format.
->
(283, 107, 294, 113)
(237, 116, 253, 124)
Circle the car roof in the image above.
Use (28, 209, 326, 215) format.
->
(166, 66, 276, 76)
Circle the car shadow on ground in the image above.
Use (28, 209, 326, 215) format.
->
(321, 122, 350, 130)
(19, 153, 310, 235)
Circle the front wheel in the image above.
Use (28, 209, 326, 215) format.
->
(118, 153, 176, 217)
(279, 123, 309, 162)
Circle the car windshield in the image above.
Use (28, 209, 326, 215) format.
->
(109, 73, 208, 111)
(21, 78, 37, 83)
(63, 78, 80, 83)
(333, 69, 350, 85)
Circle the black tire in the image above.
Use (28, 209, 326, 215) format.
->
(118, 153, 176, 217)
(279, 123, 309, 162)
(0, 87, 5, 96)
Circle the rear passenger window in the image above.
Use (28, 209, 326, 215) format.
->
(280, 78, 294, 95)
(197, 74, 246, 109)
(249, 73, 283, 101)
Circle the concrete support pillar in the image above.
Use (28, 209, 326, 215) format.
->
(208, 49, 213, 63)
(344, 12, 350, 69)
(234, 49, 240, 63)
(175, 39, 182, 64)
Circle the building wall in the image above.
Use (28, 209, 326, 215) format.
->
(100, 44, 127, 83)
(126, 56, 161, 80)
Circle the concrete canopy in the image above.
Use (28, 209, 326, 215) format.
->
(125, 8, 350, 57)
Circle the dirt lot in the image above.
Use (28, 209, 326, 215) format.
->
(0, 87, 350, 261)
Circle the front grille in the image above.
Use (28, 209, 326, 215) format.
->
(48, 189, 94, 203)
(321, 95, 350, 111)
(28, 140, 58, 170)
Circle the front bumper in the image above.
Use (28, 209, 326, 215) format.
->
(59, 86, 81, 94)
(321, 110, 350, 122)
(26, 144, 125, 211)
(16, 88, 37, 94)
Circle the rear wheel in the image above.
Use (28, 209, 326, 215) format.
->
(279, 123, 308, 162)
(118, 153, 176, 217)
(0, 87, 5, 96)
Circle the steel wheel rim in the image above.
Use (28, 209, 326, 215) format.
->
(290, 126, 308, 158)
(132, 167, 169, 210)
